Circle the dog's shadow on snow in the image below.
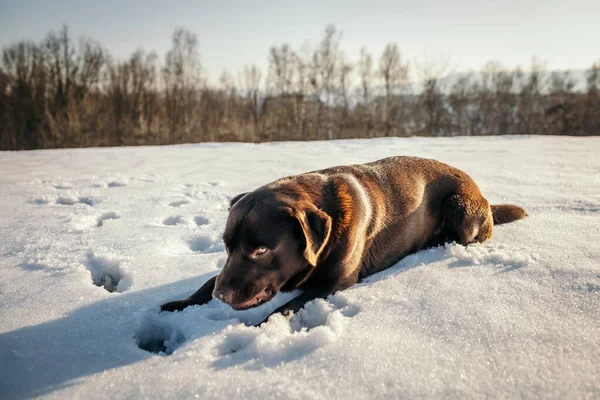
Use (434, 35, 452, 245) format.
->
(358, 245, 452, 285)
(0, 272, 224, 399)
(0, 268, 312, 399)
(0, 244, 524, 399)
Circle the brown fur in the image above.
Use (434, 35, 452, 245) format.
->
(161, 156, 527, 324)
(492, 204, 528, 224)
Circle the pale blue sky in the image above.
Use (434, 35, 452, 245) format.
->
(1, 0, 598, 83)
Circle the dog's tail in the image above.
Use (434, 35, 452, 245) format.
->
(491, 204, 528, 225)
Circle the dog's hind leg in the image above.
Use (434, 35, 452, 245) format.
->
(440, 190, 493, 245)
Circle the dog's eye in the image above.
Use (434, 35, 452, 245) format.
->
(254, 247, 268, 256)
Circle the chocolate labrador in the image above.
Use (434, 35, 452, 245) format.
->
(161, 156, 527, 324)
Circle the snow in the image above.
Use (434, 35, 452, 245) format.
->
(1, 136, 599, 399)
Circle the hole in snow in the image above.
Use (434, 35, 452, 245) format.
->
(56, 195, 96, 206)
(107, 180, 127, 187)
(97, 211, 120, 227)
(163, 216, 184, 226)
(135, 314, 185, 355)
(84, 252, 131, 293)
(53, 183, 72, 189)
(189, 235, 225, 253)
(30, 196, 52, 204)
(55, 195, 80, 205)
(169, 200, 190, 207)
(77, 196, 95, 206)
(194, 216, 210, 226)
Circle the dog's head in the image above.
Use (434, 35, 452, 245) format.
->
(213, 190, 332, 310)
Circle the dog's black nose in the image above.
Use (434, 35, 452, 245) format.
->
(212, 287, 234, 304)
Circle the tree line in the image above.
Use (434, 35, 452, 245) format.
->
(1, 24, 599, 150)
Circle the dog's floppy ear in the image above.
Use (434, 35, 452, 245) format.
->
(290, 204, 332, 267)
(229, 192, 249, 209)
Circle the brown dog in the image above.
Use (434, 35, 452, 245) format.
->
(161, 156, 527, 323)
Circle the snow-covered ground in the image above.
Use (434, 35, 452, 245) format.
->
(1, 136, 599, 399)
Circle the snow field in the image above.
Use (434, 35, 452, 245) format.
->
(0, 136, 599, 398)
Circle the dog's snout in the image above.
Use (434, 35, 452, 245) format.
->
(212, 287, 234, 304)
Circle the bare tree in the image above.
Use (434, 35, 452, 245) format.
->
(266, 43, 296, 139)
(356, 47, 374, 136)
(76, 38, 104, 101)
(477, 61, 518, 135)
(587, 60, 600, 91)
(2, 24, 600, 150)
(44, 25, 76, 119)
(268, 44, 294, 96)
(336, 51, 353, 136)
(105, 49, 158, 145)
(2, 41, 47, 149)
(241, 64, 263, 140)
(138, 52, 159, 141)
(219, 69, 238, 139)
(163, 28, 201, 142)
(42, 26, 106, 146)
(415, 53, 451, 136)
(583, 60, 600, 134)
(312, 25, 342, 140)
(516, 57, 547, 134)
(449, 72, 478, 136)
(544, 70, 577, 134)
(0, 67, 7, 148)
(378, 43, 409, 135)
(291, 49, 311, 138)
(358, 47, 373, 105)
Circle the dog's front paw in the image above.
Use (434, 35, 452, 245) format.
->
(160, 300, 188, 312)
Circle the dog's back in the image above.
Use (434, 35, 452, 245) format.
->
(277, 156, 525, 279)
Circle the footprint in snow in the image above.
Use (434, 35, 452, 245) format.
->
(55, 195, 97, 206)
(135, 313, 185, 355)
(194, 216, 210, 226)
(169, 200, 190, 208)
(53, 183, 72, 190)
(96, 211, 120, 227)
(91, 179, 127, 188)
(163, 216, 185, 226)
(30, 196, 52, 205)
(107, 180, 127, 187)
(84, 252, 132, 293)
(188, 235, 225, 253)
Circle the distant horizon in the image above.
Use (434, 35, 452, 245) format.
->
(1, 0, 599, 84)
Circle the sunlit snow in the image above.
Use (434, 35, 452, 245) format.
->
(1, 136, 599, 398)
